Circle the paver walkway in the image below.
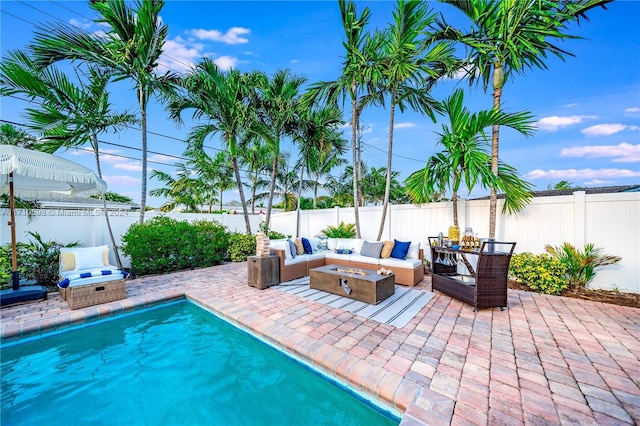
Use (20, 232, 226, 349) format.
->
(2, 262, 638, 425)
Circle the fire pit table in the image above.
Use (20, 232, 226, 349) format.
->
(309, 264, 395, 305)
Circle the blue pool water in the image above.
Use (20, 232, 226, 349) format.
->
(1, 302, 399, 425)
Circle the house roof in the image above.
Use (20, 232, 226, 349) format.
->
(471, 184, 640, 200)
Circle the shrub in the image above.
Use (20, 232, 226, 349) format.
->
(257, 222, 288, 240)
(121, 216, 229, 276)
(0, 243, 31, 290)
(509, 252, 567, 295)
(545, 243, 622, 290)
(227, 233, 256, 262)
(320, 221, 356, 238)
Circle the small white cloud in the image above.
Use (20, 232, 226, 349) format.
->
(560, 143, 640, 163)
(189, 27, 250, 44)
(585, 179, 616, 185)
(524, 168, 640, 180)
(290, 59, 299, 64)
(562, 103, 579, 108)
(149, 154, 179, 164)
(69, 18, 92, 30)
(214, 55, 238, 71)
(624, 107, 640, 114)
(394, 122, 416, 130)
(161, 38, 203, 73)
(535, 115, 597, 131)
(581, 124, 640, 137)
(103, 175, 141, 186)
(114, 162, 142, 172)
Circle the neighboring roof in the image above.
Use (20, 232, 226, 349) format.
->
(472, 184, 640, 200)
(34, 197, 139, 210)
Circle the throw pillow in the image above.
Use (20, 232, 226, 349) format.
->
(407, 241, 420, 259)
(301, 237, 313, 254)
(74, 246, 109, 270)
(288, 239, 297, 259)
(380, 240, 395, 259)
(360, 241, 384, 258)
(317, 236, 328, 250)
(59, 251, 76, 272)
(294, 237, 304, 255)
(390, 239, 411, 260)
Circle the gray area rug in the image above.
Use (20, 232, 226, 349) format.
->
(272, 277, 434, 328)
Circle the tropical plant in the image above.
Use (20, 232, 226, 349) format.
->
(253, 69, 306, 228)
(226, 233, 257, 262)
(547, 180, 576, 190)
(0, 50, 137, 268)
(90, 192, 134, 204)
(0, 123, 39, 149)
(374, 0, 458, 240)
(238, 137, 273, 214)
(438, 0, 610, 238)
(150, 164, 206, 212)
(320, 221, 356, 238)
(302, 0, 383, 238)
(30, 0, 177, 223)
(509, 252, 567, 295)
(405, 88, 536, 227)
(167, 59, 256, 233)
(545, 242, 621, 290)
(20, 232, 80, 288)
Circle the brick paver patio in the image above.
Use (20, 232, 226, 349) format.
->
(2, 262, 638, 425)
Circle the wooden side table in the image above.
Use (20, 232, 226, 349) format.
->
(247, 256, 280, 289)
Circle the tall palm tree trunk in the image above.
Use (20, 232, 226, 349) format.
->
(231, 154, 252, 234)
(351, 80, 361, 238)
(91, 134, 122, 269)
(264, 154, 278, 228)
(295, 158, 305, 237)
(377, 99, 396, 241)
(489, 63, 504, 239)
(314, 171, 320, 209)
(139, 90, 148, 224)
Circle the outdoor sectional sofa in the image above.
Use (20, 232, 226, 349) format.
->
(270, 238, 424, 286)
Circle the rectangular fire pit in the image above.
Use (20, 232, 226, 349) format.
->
(309, 264, 395, 305)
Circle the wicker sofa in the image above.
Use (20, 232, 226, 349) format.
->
(270, 238, 424, 286)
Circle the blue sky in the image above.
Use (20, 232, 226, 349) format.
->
(1, 0, 639, 207)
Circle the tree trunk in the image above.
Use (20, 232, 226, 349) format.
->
(251, 171, 258, 215)
(139, 89, 147, 224)
(264, 147, 279, 228)
(351, 80, 361, 238)
(232, 154, 252, 234)
(296, 158, 305, 237)
(314, 171, 320, 209)
(377, 97, 396, 241)
(92, 134, 122, 269)
(489, 63, 504, 239)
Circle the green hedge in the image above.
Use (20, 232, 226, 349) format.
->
(227, 233, 256, 262)
(509, 252, 567, 295)
(121, 216, 229, 276)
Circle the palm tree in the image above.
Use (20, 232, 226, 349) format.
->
(30, 0, 177, 223)
(238, 137, 273, 214)
(254, 69, 306, 228)
(293, 104, 344, 235)
(0, 50, 136, 268)
(192, 149, 235, 213)
(438, 0, 610, 238)
(166, 59, 255, 233)
(150, 165, 205, 212)
(0, 124, 39, 149)
(375, 0, 459, 241)
(548, 180, 575, 190)
(405, 88, 536, 228)
(301, 0, 383, 238)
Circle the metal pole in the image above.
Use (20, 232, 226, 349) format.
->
(8, 172, 19, 290)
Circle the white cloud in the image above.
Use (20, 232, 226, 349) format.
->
(161, 38, 203, 73)
(560, 143, 640, 163)
(214, 55, 238, 71)
(103, 175, 141, 186)
(584, 179, 616, 185)
(534, 115, 598, 131)
(524, 168, 640, 180)
(290, 59, 299, 64)
(189, 27, 250, 44)
(581, 124, 640, 137)
(624, 107, 640, 116)
(69, 18, 92, 30)
(149, 154, 178, 163)
(562, 103, 579, 108)
(114, 162, 142, 172)
(394, 122, 416, 130)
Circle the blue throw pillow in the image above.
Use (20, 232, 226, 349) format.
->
(288, 239, 297, 259)
(301, 237, 313, 254)
(390, 239, 411, 259)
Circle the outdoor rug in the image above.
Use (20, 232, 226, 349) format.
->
(272, 277, 434, 328)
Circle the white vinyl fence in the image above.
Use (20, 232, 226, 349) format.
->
(270, 191, 639, 293)
(2, 191, 637, 292)
(0, 209, 263, 269)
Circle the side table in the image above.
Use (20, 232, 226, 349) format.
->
(247, 255, 280, 289)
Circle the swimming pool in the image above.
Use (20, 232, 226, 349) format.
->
(1, 301, 399, 425)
